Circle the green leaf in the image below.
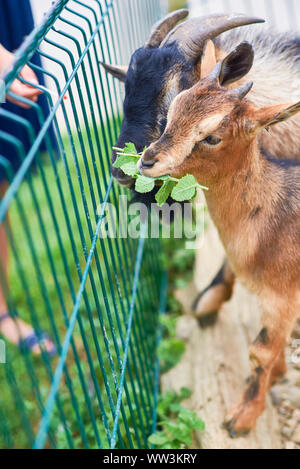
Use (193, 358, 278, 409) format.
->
(178, 408, 205, 431)
(169, 403, 184, 413)
(148, 432, 169, 446)
(179, 387, 192, 400)
(120, 161, 138, 176)
(171, 174, 197, 202)
(135, 175, 155, 193)
(164, 441, 182, 449)
(112, 143, 208, 205)
(155, 180, 175, 206)
(157, 175, 170, 181)
(158, 337, 185, 373)
(164, 421, 192, 446)
(195, 419, 205, 431)
(123, 142, 138, 154)
(113, 154, 137, 168)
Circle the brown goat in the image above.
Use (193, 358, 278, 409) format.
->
(138, 45, 300, 436)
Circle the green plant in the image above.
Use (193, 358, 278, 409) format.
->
(158, 315, 185, 373)
(151, 195, 206, 449)
(148, 387, 205, 449)
(113, 143, 208, 205)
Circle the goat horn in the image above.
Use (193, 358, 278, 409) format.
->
(99, 62, 128, 82)
(145, 9, 189, 48)
(160, 14, 265, 61)
(230, 81, 253, 99)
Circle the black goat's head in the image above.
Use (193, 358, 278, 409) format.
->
(101, 10, 264, 189)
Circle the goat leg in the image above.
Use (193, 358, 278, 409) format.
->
(193, 259, 235, 327)
(223, 296, 298, 437)
(268, 349, 287, 388)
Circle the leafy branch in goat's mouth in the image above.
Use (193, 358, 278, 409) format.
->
(113, 143, 208, 206)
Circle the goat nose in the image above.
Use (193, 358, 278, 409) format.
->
(140, 158, 156, 169)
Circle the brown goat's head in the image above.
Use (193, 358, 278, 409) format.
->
(139, 49, 300, 185)
(100, 10, 264, 188)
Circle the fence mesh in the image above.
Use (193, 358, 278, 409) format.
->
(0, 0, 166, 449)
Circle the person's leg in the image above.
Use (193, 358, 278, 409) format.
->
(0, 181, 55, 355)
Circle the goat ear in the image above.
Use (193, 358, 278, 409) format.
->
(99, 62, 128, 82)
(255, 102, 300, 129)
(219, 42, 254, 86)
(200, 40, 217, 78)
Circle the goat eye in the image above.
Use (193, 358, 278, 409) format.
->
(203, 135, 221, 146)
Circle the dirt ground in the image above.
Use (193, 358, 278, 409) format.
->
(161, 207, 300, 449)
(272, 321, 300, 449)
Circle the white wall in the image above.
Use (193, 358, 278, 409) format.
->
(30, 0, 54, 23)
(188, 0, 300, 32)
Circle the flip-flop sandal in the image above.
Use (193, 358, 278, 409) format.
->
(0, 312, 11, 324)
(0, 313, 57, 357)
(19, 331, 57, 357)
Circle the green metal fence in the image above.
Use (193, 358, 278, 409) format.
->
(0, 0, 167, 449)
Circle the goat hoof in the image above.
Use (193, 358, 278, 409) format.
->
(230, 428, 250, 439)
(223, 397, 264, 437)
(197, 311, 219, 328)
(222, 418, 250, 438)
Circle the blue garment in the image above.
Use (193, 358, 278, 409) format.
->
(0, 0, 55, 182)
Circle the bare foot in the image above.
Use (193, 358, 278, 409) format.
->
(0, 313, 56, 356)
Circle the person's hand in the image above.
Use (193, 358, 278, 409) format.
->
(0, 44, 42, 109)
(7, 64, 42, 108)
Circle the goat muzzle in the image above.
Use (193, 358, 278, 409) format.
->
(140, 159, 156, 170)
(138, 149, 157, 173)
